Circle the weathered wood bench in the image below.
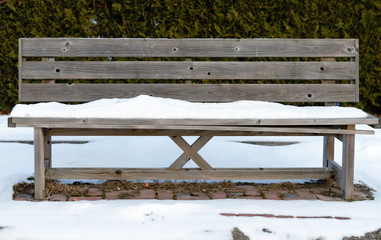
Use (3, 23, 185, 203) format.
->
(9, 38, 379, 200)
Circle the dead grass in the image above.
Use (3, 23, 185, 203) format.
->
(12, 177, 375, 201)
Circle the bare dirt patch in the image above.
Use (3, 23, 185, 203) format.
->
(232, 227, 250, 240)
(343, 228, 381, 240)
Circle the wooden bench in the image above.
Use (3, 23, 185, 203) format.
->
(9, 38, 379, 200)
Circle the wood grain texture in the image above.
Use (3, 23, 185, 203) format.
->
(21, 38, 358, 57)
(21, 61, 356, 80)
(20, 83, 358, 103)
(34, 128, 45, 200)
(342, 133, 355, 200)
(169, 136, 213, 170)
(321, 57, 337, 106)
(322, 136, 335, 167)
(353, 40, 360, 101)
(5, 120, 374, 135)
(9, 117, 380, 128)
(18, 39, 23, 102)
(43, 128, 356, 137)
(169, 135, 213, 170)
(44, 135, 51, 169)
(47, 167, 334, 180)
(328, 160, 342, 187)
(41, 57, 55, 84)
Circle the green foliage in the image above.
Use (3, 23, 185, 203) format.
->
(0, 0, 380, 113)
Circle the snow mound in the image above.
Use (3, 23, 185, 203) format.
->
(10, 95, 369, 119)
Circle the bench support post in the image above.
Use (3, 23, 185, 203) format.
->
(44, 135, 52, 169)
(169, 136, 213, 170)
(341, 134, 355, 200)
(169, 136, 213, 169)
(34, 128, 45, 200)
(322, 136, 335, 167)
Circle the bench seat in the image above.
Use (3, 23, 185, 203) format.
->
(8, 117, 377, 134)
(9, 95, 378, 135)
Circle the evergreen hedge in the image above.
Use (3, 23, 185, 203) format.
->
(0, 0, 380, 113)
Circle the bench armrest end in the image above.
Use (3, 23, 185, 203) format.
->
(372, 118, 381, 129)
(8, 118, 16, 128)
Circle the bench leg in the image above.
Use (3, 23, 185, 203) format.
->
(322, 136, 335, 167)
(44, 135, 52, 169)
(169, 136, 213, 170)
(342, 134, 355, 200)
(34, 128, 45, 200)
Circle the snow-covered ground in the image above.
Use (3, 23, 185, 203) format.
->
(1, 99, 381, 239)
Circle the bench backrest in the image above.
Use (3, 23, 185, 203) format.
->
(18, 38, 359, 103)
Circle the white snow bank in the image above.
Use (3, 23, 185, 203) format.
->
(10, 95, 369, 119)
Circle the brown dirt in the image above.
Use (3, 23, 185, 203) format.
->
(12, 177, 375, 201)
(232, 227, 250, 240)
(343, 228, 381, 240)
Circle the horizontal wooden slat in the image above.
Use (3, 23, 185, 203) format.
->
(47, 167, 334, 180)
(44, 129, 335, 137)
(45, 128, 371, 137)
(21, 38, 358, 57)
(7, 120, 375, 135)
(21, 61, 356, 80)
(9, 117, 379, 128)
(46, 126, 371, 135)
(20, 83, 357, 102)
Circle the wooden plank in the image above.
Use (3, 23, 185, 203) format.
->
(43, 128, 346, 137)
(353, 48, 360, 102)
(373, 118, 381, 129)
(20, 83, 358, 103)
(341, 132, 355, 200)
(6, 119, 375, 135)
(322, 57, 337, 106)
(41, 57, 55, 84)
(34, 128, 45, 200)
(322, 136, 335, 167)
(44, 135, 51, 169)
(328, 160, 342, 187)
(21, 38, 358, 57)
(47, 167, 334, 180)
(21, 61, 356, 80)
(185, 58, 192, 84)
(169, 136, 213, 170)
(18, 39, 23, 102)
(9, 117, 379, 128)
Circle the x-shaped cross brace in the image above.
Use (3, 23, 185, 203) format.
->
(168, 136, 214, 170)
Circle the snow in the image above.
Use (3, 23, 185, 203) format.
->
(11, 95, 369, 119)
(1, 97, 381, 239)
